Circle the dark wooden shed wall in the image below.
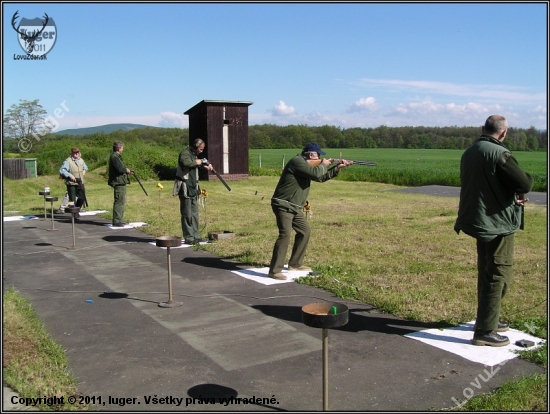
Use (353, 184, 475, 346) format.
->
(3, 158, 36, 179)
(185, 101, 251, 181)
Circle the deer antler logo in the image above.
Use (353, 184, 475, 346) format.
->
(12, 11, 49, 55)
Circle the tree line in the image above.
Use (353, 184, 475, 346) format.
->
(248, 124, 546, 152)
(3, 100, 547, 155)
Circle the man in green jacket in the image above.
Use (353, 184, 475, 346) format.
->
(455, 115, 533, 347)
(268, 143, 351, 280)
(108, 141, 133, 227)
(174, 138, 213, 244)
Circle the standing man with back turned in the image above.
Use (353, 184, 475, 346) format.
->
(455, 115, 533, 347)
(268, 142, 351, 280)
(108, 141, 133, 227)
(173, 138, 213, 244)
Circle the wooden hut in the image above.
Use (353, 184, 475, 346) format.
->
(184, 100, 253, 181)
(3, 158, 37, 179)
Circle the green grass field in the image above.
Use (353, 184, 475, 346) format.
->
(249, 148, 547, 191)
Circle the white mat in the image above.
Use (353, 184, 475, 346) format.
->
(405, 321, 545, 366)
(104, 222, 148, 229)
(148, 240, 209, 249)
(231, 266, 312, 285)
(3, 215, 39, 221)
(79, 210, 107, 216)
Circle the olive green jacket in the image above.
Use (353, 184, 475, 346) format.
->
(173, 147, 201, 198)
(271, 155, 340, 214)
(108, 152, 129, 187)
(454, 135, 533, 242)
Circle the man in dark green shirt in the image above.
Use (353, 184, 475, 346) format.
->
(268, 143, 351, 280)
(108, 141, 133, 227)
(174, 138, 213, 244)
(455, 115, 533, 347)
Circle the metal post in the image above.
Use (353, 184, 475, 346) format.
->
(322, 328, 329, 411)
(70, 214, 77, 248)
(167, 247, 173, 301)
(47, 201, 58, 231)
(43, 196, 47, 220)
(157, 237, 183, 308)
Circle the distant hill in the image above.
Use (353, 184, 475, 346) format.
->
(55, 123, 160, 136)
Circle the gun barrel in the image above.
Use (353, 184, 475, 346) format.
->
(349, 160, 377, 166)
(211, 168, 232, 191)
(131, 171, 149, 196)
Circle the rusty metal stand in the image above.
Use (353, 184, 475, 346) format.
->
(156, 236, 183, 308)
(302, 302, 349, 411)
(45, 196, 58, 231)
(322, 328, 329, 411)
(65, 206, 81, 249)
(39, 190, 50, 220)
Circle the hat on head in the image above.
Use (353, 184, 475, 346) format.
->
(302, 142, 326, 156)
(71, 147, 80, 154)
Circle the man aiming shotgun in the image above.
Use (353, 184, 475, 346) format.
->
(267, 142, 352, 280)
(307, 153, 377, 168)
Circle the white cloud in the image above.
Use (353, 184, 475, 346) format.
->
(353, 78, 546, 105)
(303, 111, 335, 124)
(271, 100, 296, 116)
(158, 111, 188, 128)
(346, 97, 378, 113)
(386, 100, 505, 119)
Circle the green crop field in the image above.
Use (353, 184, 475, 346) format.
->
(249, 148, 547, 191)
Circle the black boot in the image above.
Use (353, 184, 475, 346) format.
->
(472, 330, 510, 347)
(496, 321, 509, 332)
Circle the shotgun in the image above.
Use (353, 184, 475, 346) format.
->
(307, 158, 377, 168)
(201, 159, 232, 191)
(75, 178, 89, 208)
(130, 170, 149, 196)
(211, 167, 232, 191)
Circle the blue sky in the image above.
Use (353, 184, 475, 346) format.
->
(3, 2, 548, 132)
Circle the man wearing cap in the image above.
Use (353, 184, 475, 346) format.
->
(268, 142, 351, 280)
(59, 147, 88, 217)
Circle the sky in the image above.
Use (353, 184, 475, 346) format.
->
(2, 1, 548, 133)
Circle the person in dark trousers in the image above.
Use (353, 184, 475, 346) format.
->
(108, 141, 133, 227)
(59, 147, 88, 218)
(173, 138, 213, 244)
(455, 115, 533, 347)
(268, 142, 351, 280)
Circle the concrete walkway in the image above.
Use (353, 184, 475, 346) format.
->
(2, 204, 545, 411)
